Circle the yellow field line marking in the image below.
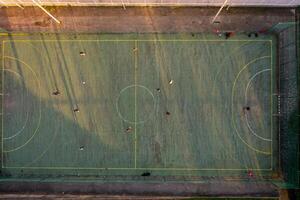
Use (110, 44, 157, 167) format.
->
(0, 33, 26, 36)
(2, 39, 272, 42)
(1, 41, 4, 167)
(3, 166, 273, 171)
(134, 40, 137, 168)
(3, 56, 42, 153)
(231, 55, 272, 155)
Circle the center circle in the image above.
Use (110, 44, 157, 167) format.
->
(116, 85, 155, 124)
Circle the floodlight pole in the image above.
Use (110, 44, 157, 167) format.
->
(211, 0, 229, 24)
(121, 0, 126, 10)
(0, 0, 8, 7)
(32, 0, 61, 24)
(15, 0, 24, 9)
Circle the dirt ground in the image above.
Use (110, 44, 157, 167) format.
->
(0, 180, 279, 197)
(0, 6, 296, 33)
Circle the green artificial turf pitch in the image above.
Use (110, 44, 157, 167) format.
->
(0, 33, 277, 177)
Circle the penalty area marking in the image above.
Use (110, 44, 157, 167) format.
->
(231, 56, 272, 155)
(244, 68, 272, 142)
(2, 56, 42, 153)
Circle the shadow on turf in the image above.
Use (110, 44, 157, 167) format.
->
(2, 73, 130, 177)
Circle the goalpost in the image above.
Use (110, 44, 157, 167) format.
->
(31, 0, 60, 24)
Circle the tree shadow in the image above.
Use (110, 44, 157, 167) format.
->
(2, 68, 134, 178)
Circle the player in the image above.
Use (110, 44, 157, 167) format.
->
(126, 126, 133, 133)
(247, 32, 258, 38)
(242, 106, 251, 115)
(52, 90, 60, 95)
(247, 169, 254, 178)
(225, 32, 234, 39)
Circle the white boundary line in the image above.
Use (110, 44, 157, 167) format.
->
(1, 38, 275, 171)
